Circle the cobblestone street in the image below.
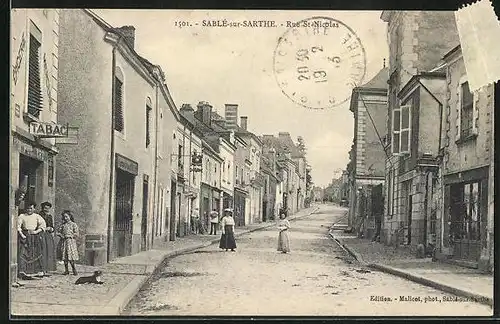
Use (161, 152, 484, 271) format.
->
(124, 205, 491, 316)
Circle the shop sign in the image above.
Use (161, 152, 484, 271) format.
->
(29, 121, 69, 138)
(116, 153, 138, 175)
(13, 137, 48, 161)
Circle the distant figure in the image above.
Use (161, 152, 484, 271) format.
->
(277, 211, 291, 254)
(219, 209, 237, 252)
(57, 210, 79, 275)
(209, 209, 219, 235)
(191, 208, 200, 234)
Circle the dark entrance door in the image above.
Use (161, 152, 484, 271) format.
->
(169, 180, 176, 241)
(114, 169, 135, 258)
(141, 176, 149, 251)
(449, 181, 482, 263)
(203, 197, 210, 230)
(407, 195, 413, 245)
(372, 184, 383, 239)
(19, 154, 42, 209)
(262, 200, 268, 222)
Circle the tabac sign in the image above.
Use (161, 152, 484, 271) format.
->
(29, 121, 69, 138)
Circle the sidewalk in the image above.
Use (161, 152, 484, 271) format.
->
(11, 206, 319, 316)
(329, 216, 493, 307)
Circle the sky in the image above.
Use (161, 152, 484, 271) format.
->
(94, 9, 389, 187)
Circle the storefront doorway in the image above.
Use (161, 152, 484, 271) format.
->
(141, 175, 149, 251)
(19, 153, 42, 208)
(449, 181, 483, 262)
(114, 169, 135, 258)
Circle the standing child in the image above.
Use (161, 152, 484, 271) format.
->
(57, 210, 79, 275)
(277, 211, 291, 254)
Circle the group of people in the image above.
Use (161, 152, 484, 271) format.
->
(15, 195, 80, 280)
(216, 207, 292, 254)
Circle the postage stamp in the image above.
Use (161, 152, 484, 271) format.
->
(454, 0, 500, 92)
(273, 16, 366, 110)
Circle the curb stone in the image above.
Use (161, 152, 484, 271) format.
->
(114, 206, 319, 315)
(368, 263, 493, 308)
(329, 227, 493, 308)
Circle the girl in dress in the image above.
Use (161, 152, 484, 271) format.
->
(277, 211, 291, 254)
(219, 209, 237, 252)
(17, 202, 47, 278)
(57, 210, 79, 275)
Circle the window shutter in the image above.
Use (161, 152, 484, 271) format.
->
(443, 184, 451, 248)
(400, 104, 411, 154)
(28, 35, 42, 117)
(455, 83, 462, 141)
(472, 89, 479, 136)
(146, 104, 152, 147)
(391, 108, 401, 155)
(114, 78, 124, 132)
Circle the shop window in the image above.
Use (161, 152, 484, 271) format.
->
(449, 181, 481, 241)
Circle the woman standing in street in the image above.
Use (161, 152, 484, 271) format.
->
(219, 208, 237, 252)
(17, 202, 47, 278)
(277, 211, 291, 254)
(57, 210, 79, 275)
(39, 202, 56, 272)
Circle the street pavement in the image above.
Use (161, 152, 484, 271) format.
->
(123, 204, 492, 316)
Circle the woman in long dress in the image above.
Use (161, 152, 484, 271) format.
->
(277, 211, 291, 253)
(219, 209, 237, 252)
(18, 201, 47, 278)
(39, 201, 56, 272)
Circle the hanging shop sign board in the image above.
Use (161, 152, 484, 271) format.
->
(29, 121, 69, 138)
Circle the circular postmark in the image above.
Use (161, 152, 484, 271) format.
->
(273, 17, 367, 110)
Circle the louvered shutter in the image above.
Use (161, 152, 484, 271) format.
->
(27, 35, 42, 117)
(114, 78, 124, 132)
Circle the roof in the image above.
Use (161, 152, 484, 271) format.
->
(261, 134, 304, 159)
(179, 110, 220, 152)
(357, 67, 389, 90)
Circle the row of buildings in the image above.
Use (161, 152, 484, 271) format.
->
(9, 9, 310, 278)
(342, 11, 494, 273)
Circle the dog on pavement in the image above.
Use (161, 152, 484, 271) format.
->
(74, 270, 104, 285)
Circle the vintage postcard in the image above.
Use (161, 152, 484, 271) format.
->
(9, 6, 496, 318)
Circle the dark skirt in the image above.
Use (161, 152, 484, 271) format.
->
(219, 225, 237, 250)
(41, 231, 57, 271)
(277, 230, 290, 252)
(18, 231, 44, 275)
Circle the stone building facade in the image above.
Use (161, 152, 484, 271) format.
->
(10, 8, 61, 280)
(380, 10, 460, 248)
(437, 45, 494, 272)
(347, 67, 388, 240)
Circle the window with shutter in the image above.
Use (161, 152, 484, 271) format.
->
(146, 103, 152, 148)
(400, 104, 411, 154)
(460, 81, 474, 139)
(28, 34, 42, 117)
(392, 108, 401, 155)
(392, 104, 411, 155)
(114, 77, 124, 132)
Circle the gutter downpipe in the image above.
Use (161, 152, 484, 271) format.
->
(152, 78, 160, 247)
(107, 34, 123, 263)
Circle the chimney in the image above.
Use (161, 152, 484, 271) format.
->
(180, 104, 194, 112)
(117, 26, 136, 49)
(196, 101, 212, 126)
(240, 116, 248, 130)
(224, 104, 238, 130)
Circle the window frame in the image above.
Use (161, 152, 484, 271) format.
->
(27, 21, 43, 118)
(391, 103, 412, 155)
(114, 67, 125, 134)
(145, 97, 153, 148)
(456, 77, 478, 142)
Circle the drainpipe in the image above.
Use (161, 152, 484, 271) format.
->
(107, 33, 123, 263)
(152, 78, 160, 247)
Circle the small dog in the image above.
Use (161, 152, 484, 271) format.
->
(75, 270, 104, 285)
